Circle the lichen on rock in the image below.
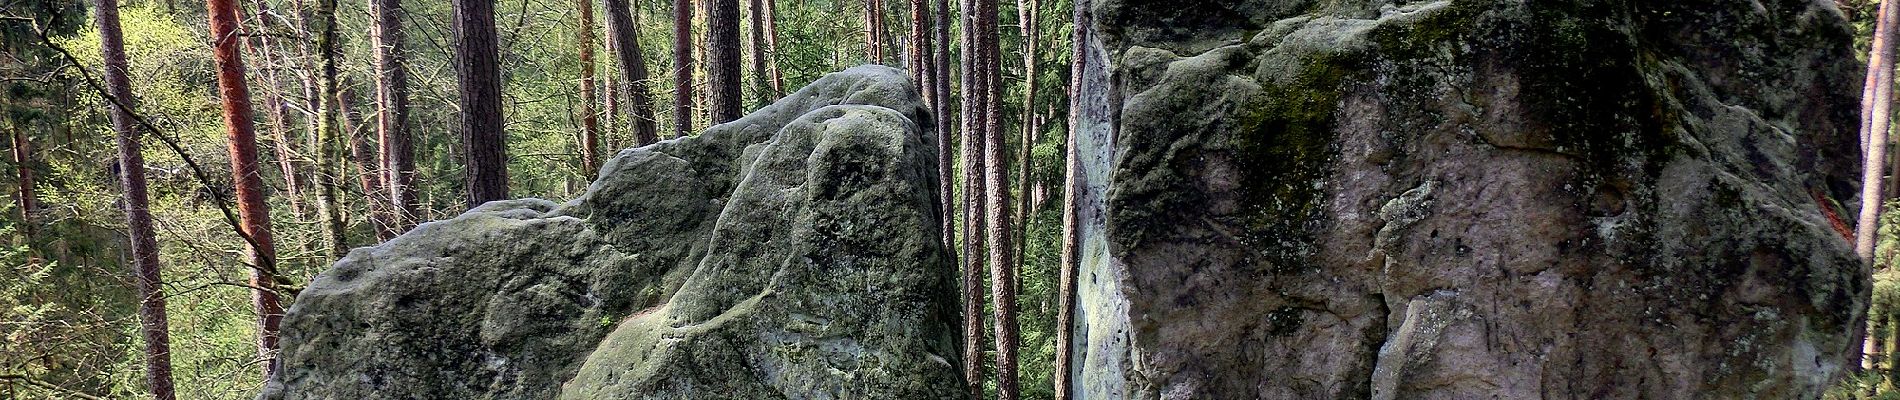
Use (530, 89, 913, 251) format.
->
(1072, 0, 1866, 398)
(259, 65, 966, 400)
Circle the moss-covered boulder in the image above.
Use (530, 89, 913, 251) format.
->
(259, 65, 966, 399)
(1072, 0, 1865, 398)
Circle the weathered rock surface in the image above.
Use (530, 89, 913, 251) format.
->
(259, 65, 967, 399)
(1072, 0, 1866, 399)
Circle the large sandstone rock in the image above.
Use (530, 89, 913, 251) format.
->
(1072, 0, 1866, 398)
(259, 65, 967, 399)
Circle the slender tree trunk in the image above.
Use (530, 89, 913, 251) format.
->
(288, 0, 323, 218)
(1857, 0, 1900, 373)
(695, 0, 711, 128)
(1861, 0, 1898, 263)
(864, 0, 883, 62)
(932, 0, 951, 250)
(453, 0, 509, 207)
(863, 0, 876, 62)
(908, 0, 948, 258)
(763, 0, 783, 95)
(606, 0, 660, 145)
(603, 23, 622, 149)
(907, 0, 930, 103)
(977, 0, 1016, 396)
(672, 0, 696, 137)
(1012, 0, 1037, 272)
(957, 0, 988, 393)
(9, 119, 34, 240)
(208, 0, 284, 376)
(1886, 146, 1899, 208)
(342, 82, 390, 242)
(747, 0, 769, 107)
(98, 1, 176, 396)
(580, 0, 601, 172)
(1054, 1, 1088, 397)
(373, 0, 418, 236)
(314, 0, 347, 260)
(707, 0, 742, 124)
(242, 0, 308, 223)
(878, 0, 896, 64)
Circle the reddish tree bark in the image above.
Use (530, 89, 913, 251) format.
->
(580, 0, 600, 172)
(97, 0, 177, 396)
(9, 118, 33, 240)
(207, 0, 284, 375)
(907, 0, 931, 104)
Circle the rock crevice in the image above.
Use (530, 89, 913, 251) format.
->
(1072, 0, 1865, 398)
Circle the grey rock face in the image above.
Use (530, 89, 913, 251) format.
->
(1073, 0, 1866, 399)
(260, 65, 966, 400)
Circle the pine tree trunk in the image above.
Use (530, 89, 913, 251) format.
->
(9, 117, 33, 240)
(98, 0, 176, 396)
(1053, 1, 1088, 397)
(932, 0, 952, 251)
(908, 0, 949, 258)
(454, 0, 509, 207)
(977, 0, 1016, 395)
(208, 0, 285, 376)
(241, 0, 308, 224)
(1861, 0, 1898, 263)
(747, 0, 769, 107)
(315, 0, 348, 260)
(907, 0, 930, 104)
(606, 0, 660, 145)
(764, 0, 783, 95)
(957, 0, 988, 393)
(1856, 0, 1900, 373)
(374, 0, 418, 236)
(864, 0, 881, 62)
(696, 0, 711, 128)
(672, 0, 697, 138)
(707, 0, 742, 124)
(343, 82, 390, 243)
(878, 0, 896, 64)
(580, 0, 600, 172)
(1012, 0, 1038, 273)
(603, 24, 622, 149)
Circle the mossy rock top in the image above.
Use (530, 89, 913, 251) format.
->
(260, 65, 966, 400)
(1073, 0, 1865, 398)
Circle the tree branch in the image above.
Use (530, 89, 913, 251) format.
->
(3, 16, 281, 279)
(0, 374, 110, 400)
